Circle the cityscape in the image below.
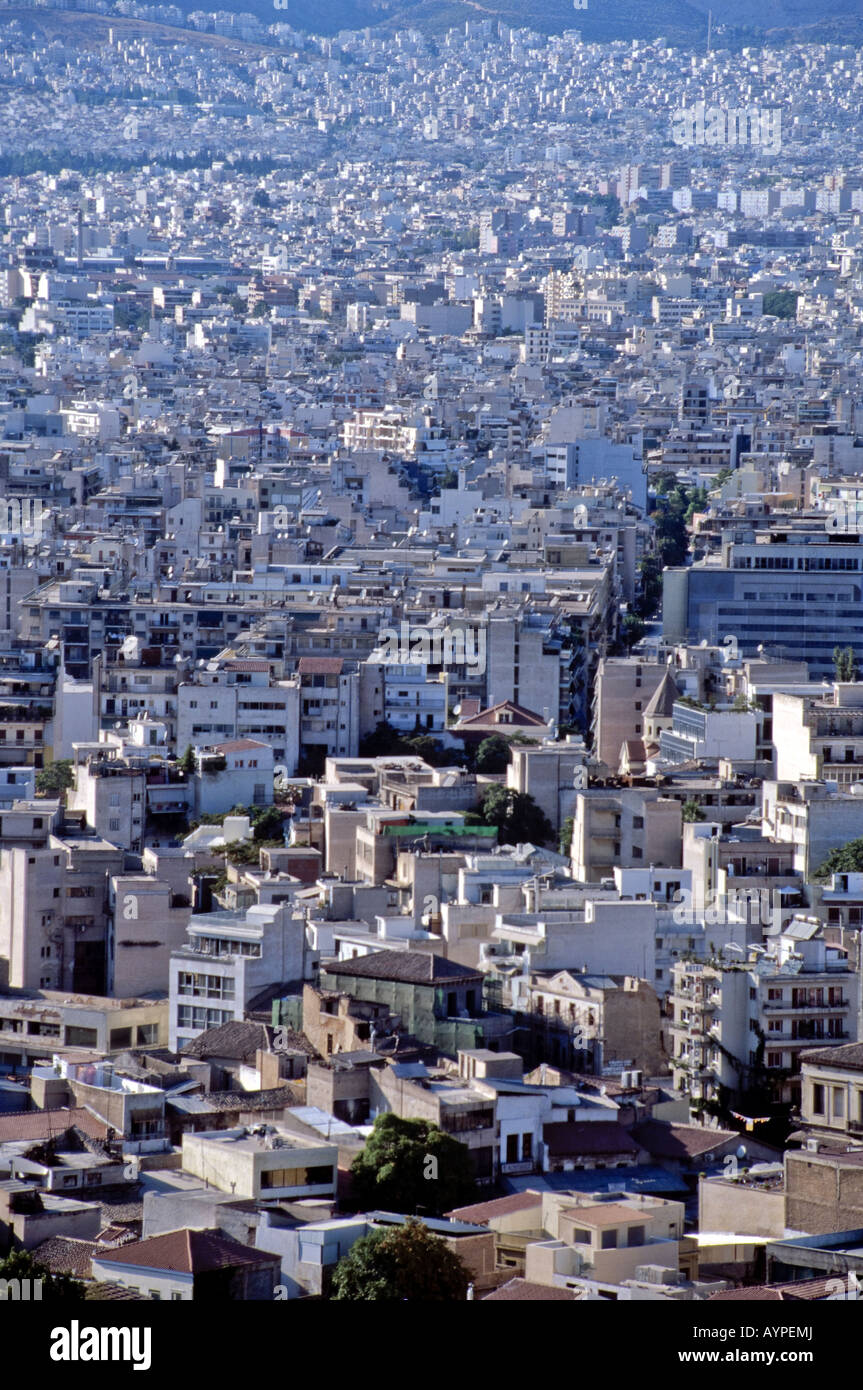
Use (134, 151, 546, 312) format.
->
(0, 0, 860, 1348)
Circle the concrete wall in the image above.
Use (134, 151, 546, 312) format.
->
(785, 1150, 863, 1234)
(698, 1176, 786, 1238)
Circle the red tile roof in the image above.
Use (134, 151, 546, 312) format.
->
(297, 657, 344, 675)
(446, 1190, 544, 1224)
(483, 1278, 580, 1301)
(93, 1228, 281, 1276)
(543, 1121, 643, 1158)
(711, 1277, 839, 1302)
(0, 1108, 108, 1144)
(632, 1120, 759, 1161)
(455, 700, 549, 728)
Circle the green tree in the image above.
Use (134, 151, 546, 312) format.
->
(330, 1216, 470, 1301)
(475, 735, 511, 773)
(682, 799, 706, 823)
(762, 290, 798, 319)
(359, 720, 404, 758)
(0, 1247, 85, 1300)
(635, 553, 662, 619)
(477, 786, 554, 846)
(179, 745, 196, 775)
(559, 815, 574, 856)
(350, 1114, 478, 1217)
(621, 612, 646, 650)
(833, 645, 858, 682)
(35, 759, 74, 798)
(814, 836, 863, 882)
(251, 805, 285, 842)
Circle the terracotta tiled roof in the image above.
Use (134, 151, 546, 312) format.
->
(0, 1108, 108, 1144)
(711, 1278, 839, 1302)
(93, 1228, 281, 1276)
(483, 1278, 580, 1301)
(543, 1121, 643, 1158)
(799, 1042, 863, 1071)
(325, 949, 482, 984)
(455, 700, 549, 728)
(446, 1190, 544, 1224)
(179, 1020, 271, 1061)
(631, 1120, 760, 1161)
(297, 657, 344, 675)
(30, 1237, 97, 1278)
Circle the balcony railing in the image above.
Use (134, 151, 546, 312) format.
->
(762, 1000, 847, 1011)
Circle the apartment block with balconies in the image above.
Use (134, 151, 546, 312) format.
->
(671, 920, 858, 1109)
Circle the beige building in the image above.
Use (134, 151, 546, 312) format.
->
(593, 656, 668, 770)
(506, 739, 590, 834)
(181, 1127, 338, 1200)
(525, 971, 663, 1075)
(0, 835, 125, 994)
(109, 874, 191, 998)
(571, 787, 682, 883)
(0, 990, 167, 1069)
(773, 684, 863, 787)
(524, 1191, 685, 1290)
(798, 1041, 863, 1140)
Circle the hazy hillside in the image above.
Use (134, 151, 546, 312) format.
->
(214, 0, 863, 45)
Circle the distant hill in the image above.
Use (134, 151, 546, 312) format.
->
(203, 0, 863, 45)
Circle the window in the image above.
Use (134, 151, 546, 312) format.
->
(261, 1165, 333, 1189)
(573, 1228, 591, 1244)
(833, 1087, 845, 1119)
(812, 1083, 825, 1115)
(627, 1226, 645, 1247)
(601, 1229, 618, 1250)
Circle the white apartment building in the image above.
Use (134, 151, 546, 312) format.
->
(168, 902, 315, 1051)
(177, 660, 300, 772)
(670, 920, 858, 1107)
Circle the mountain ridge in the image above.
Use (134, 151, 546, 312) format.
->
(215, 0, 863, 45)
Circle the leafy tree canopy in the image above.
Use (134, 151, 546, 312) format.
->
(476, 785, 554, 846)
(35, 760, 74, 797)
(350, 1113, 478, 1217)
(330, 1216, 470, 1302)
(814, 837, 863, 882)
(475, 735, 511, 773)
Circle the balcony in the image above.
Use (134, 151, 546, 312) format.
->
(762, 999, 847, 1011)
